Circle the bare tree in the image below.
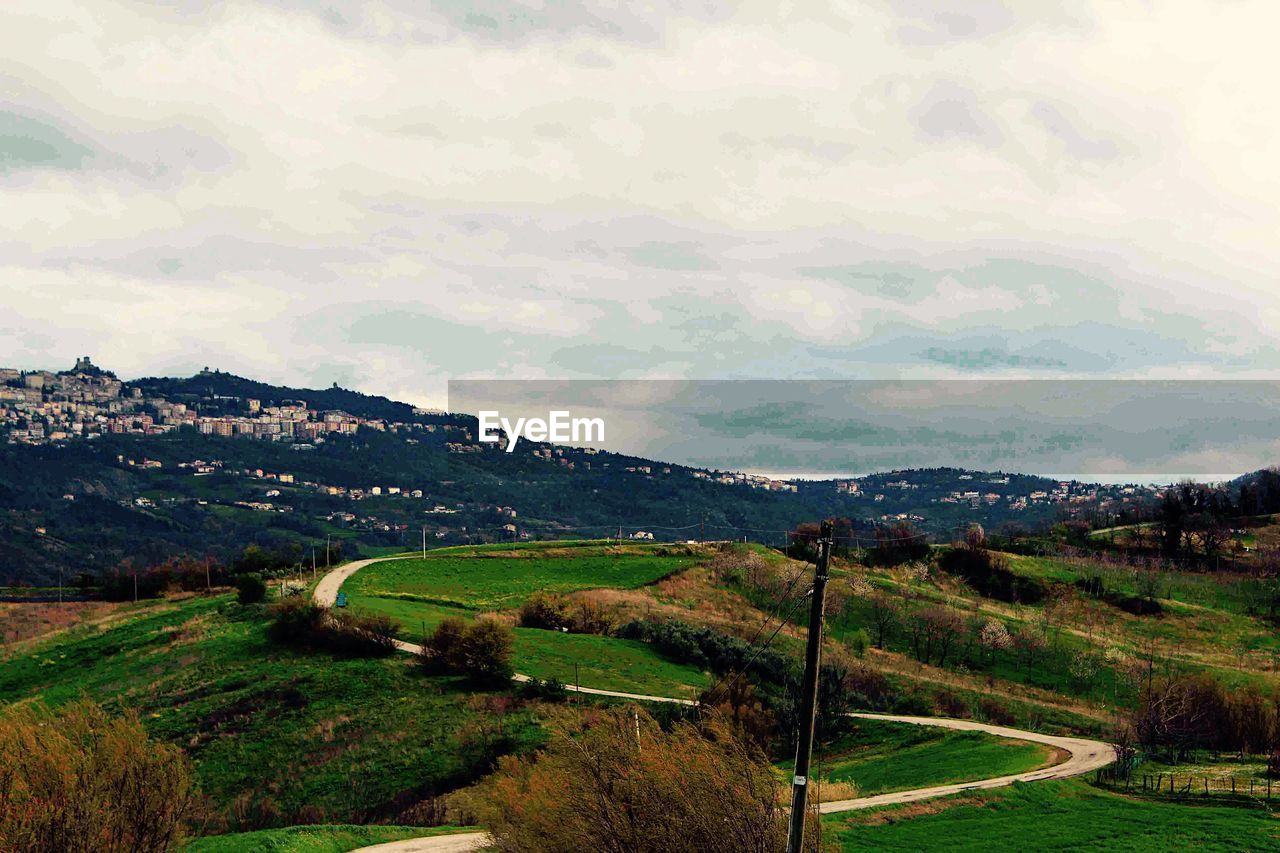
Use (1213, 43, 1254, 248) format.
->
(867, 592, 900, 649)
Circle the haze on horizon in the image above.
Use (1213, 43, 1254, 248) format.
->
(4, 2, 1280, 407)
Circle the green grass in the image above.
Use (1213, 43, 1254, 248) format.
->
(343, 595, 708, 697)
(346, 552, 691, 611)
(825, 779, 1280, 850)
(184, 824, 470, 852)
(514, 629, 707, 697)
(340, 546, 709, 696)
(0, 594, 543, 822)
(804, 719, 1054, 797)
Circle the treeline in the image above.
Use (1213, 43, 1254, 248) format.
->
(93, 541, 348, 602)
(1126, 672, 1280, 766)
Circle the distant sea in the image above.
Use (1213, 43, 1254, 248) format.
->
(745, 470, 1245, 487)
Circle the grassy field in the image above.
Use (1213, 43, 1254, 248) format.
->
(806, 719, 1055, 797)
(826, 779, 1280, 850)
(0, 593, 543, 824)
(514, 628, 708, 696)
(184, 824, 469, 852)
(340, 545, 709, 696)
(346, 551, 691, 611)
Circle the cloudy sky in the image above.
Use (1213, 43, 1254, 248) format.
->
(3, 1, 1280, 407)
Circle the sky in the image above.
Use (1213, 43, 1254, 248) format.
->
(4, 1, 1280, 409)
(449, 379, 1280, 482)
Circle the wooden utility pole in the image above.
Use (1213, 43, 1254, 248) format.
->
(422, 526, 427, 559)
(786, 520, 832, 853)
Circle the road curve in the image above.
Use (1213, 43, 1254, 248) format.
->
(317, 557, 1114, 851)
(313, 556, 695, 706)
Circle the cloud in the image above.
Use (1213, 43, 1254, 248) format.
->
(2, 0, 1280, 408)
(911, 81, 1004, 145)
(0, 110, 94, 171)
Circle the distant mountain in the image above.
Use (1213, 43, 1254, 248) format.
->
(130, 369, 418, 422)
(0, 365, 1173, 586)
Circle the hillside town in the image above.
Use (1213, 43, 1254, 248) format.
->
(2, 359, 1158, 521)
(0, 357, 450, 445)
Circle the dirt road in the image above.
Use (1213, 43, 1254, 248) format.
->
(315, 558, 1114, 851)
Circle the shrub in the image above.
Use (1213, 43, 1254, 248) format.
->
(976, 697, 1015, 726)
(420, 618, 514, 684)
(461, 706, 813, 852)
(235, 572, 268, 605)
(847, 627, 871, 658)
(843, 662, 895, 711)
(866, 521, 931, 566)
(934, 690, 969, 718)
(892, 689, 934, 717)
(517, 592, 615, 635)
(698, 681, 777, 752)
(0, 700, 195, 852)
(516, 677, 569, 703)
(266, 599, 399, 657)
(619, 619, 794, 689)
(938, 545, 1044, 604)
(518, 592, 572, 630)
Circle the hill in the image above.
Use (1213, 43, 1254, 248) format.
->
(0, 363, 1144, 587)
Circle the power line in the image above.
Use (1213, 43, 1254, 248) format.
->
(703, 582, 811, 711)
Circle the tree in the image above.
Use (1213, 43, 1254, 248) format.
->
(866, 592, 900, 649)
(870, 521, 930, 566)
(908, 607, 964, 667)
(420, 617, 514, 683)
(978, 619, 1012, 666)
(235, 572, 267, 605)
(0, 700, 195, 852)
(461, 706, 813, 852)
(1011, 624, 1047, 671)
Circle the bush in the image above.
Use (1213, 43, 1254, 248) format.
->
(619, 619, 794, 690)
(267, 599, 399, 657)
(460, 706, 813, 852)
(977, 697, 1015, 726)
(518, 592, 571, 630)
(843, 662, 895, 711)
(517, 677, 569, 703)
(866, 521, 931, 566)
(0, 700, 195, 852)
(938, 545, 1044, 604)
(235, 572, 268, 605)
(892, 689, 935, 717)
(420, 618, 514, 684)
(934, 689, 969, 718)
(847, 627, 871, 658)
(518, 592, 614, 635)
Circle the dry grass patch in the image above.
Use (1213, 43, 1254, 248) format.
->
(833, 793, 990, 826)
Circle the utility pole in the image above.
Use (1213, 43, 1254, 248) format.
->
(700, 517, 705, 543)
(133, 572, 138, 604)
(786, 519, 832, 853)
(311, 547, 316, 580)
(326, 534, 331, 568)
(422, 526, 427, 559)
(205, 557, 211, 592)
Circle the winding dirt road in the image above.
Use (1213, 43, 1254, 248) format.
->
(316, 556, 1115, 851)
